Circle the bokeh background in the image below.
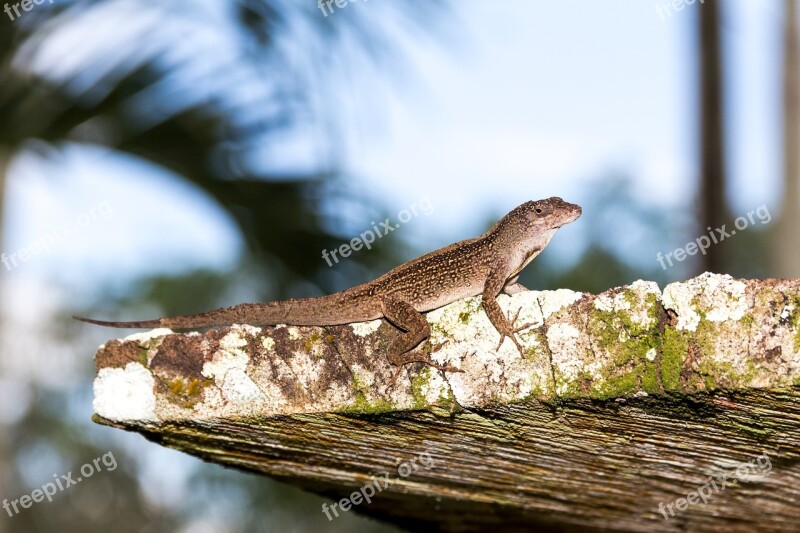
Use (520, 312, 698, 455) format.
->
(0, 0, 795, 531)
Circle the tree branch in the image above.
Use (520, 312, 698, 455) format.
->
(91, 273, 800, 532)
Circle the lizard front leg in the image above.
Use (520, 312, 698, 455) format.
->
(483, 271, 527, 354)
(380, 297, 460, 373)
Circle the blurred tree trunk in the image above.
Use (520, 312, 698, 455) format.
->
(698, 0, 728, 274)
(776, 0, 800, 278)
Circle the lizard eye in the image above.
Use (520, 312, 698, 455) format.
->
(535, 208, 543, 215)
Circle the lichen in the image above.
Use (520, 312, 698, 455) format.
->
(93, 362, 157, 422)
(137, 347, 148, 367)
(304, 330, 322, 355)
(585, 289, 662, 399)
(339, 374, 397, 414)
(165, 377, 208, 408)
(410, 369, 433, 410)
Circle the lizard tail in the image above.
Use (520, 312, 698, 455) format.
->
(73, 316, 165, 328)
(73, 302, 293, 330)
(73, 294, 381, 330)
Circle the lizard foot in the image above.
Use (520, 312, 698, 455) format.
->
(493, 308, 534, 354)
(387, 350, 465, 387)
(495, 332, 525, 354)
(509, 307, 537, 334)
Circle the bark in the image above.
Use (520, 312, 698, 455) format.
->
(91, 273, 800, 532)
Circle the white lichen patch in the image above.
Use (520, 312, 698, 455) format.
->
(596, 281, 660, 328)
(663, 281, 702, 332)
(123, 328, 173, 343)
(219, 329, 248, 352)
(501, 293, 546, 334)
(93, 362, 156, 422)
(630, 279, 660, 294)
(535, 289, 584, 319)
(286, 350, 328, 389)
(262, 337, 275, 351)
(426, 291, 583, 405)
(594, 293, 630, 313)
(426, 297, 497, 361)
(202, 330, 265, 405)
(701, 274, 747, 322)
(411, 368, 452, 405)
(351, 319, 382, 337)
(217, 368, 263, 403)
(349, 364, 379, 392)
(646, 348, 657, 362)
(547, 323, 584, 395)
(664, 273, 748, 331)
(287, 327, 302, 340)
(232, 324, 262, 335)
(319, 379, 355, 410)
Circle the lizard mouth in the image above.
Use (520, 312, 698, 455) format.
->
(556, 205, 582, 227)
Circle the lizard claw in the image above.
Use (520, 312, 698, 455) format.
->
(509, 307, 536, 334)
(388, 366, 407, 387)
(426, 339, 449, 354)
(495, 332, 525, 354)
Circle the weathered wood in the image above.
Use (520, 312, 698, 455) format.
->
(91, 273, 800, 532)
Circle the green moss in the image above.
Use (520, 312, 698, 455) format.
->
(694, 319, 717, 360)
(304, 330, 322, 353)
(345, 391, 395, 414)
(410, 368, 433, 410)
(429, 322, 451, 340)
(165, 377, 205, 408)
(660, 328, 689, 390)
(456, 298, 482, 325)
(338, 374, 397, 414)
(523, 379, 547, 401)
(696, 357, 760, 391)
(593, 371, 639, 399)
(785, 295, 800, 351)
(432, 383, 460, 415)
(622, 288, 638, 308)
(168, 378, 184, 395)
(585, 292, 661, 399)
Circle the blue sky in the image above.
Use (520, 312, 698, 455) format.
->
(1, 0, 785, 289)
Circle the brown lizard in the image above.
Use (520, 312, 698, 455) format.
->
(75, 197, 581, 372)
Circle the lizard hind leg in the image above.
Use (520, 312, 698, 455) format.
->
(380, 297, 461, 378)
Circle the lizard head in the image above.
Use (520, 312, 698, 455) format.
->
(523, 197, 582, 230)
(488, 197, 581, 250)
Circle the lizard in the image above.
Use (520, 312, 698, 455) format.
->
(75, 197, 581, 373)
